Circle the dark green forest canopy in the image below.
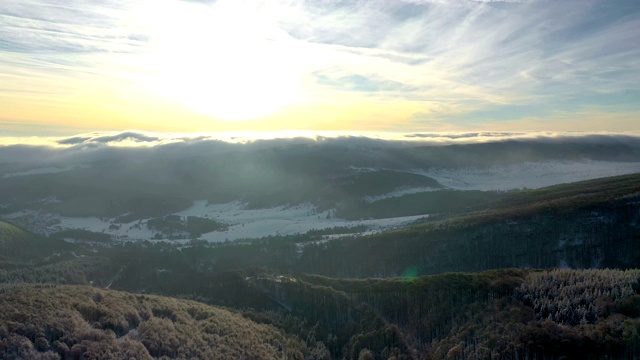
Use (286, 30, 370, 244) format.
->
(2, 268, 640, 359)
(1, 172, 640, 358)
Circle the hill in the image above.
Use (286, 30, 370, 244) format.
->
(0, 221, 72, 268)
(2, 136, 640, 221)
(0, 285, 313, 359)
(296, 174, 640, 277)
(1, 151, 640, 358)
(99, 174, 640, 282)
(4, 268, 638, 359)
(0, 221, 33, 250)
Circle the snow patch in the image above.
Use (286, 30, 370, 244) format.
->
(3, 201, 428, 243)
(363, 187, 439, 203)
(177, 201, 427, 243)
(410, 160, 640, 191)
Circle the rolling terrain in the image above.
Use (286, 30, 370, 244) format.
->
(1, 135, 640, 359)
(0, 285, 312, 359)
(2, 134, 640, 243)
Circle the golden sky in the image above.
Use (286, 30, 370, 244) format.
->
(1, 0, 639, 136)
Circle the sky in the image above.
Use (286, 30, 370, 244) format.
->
(1, 0, 639, 137)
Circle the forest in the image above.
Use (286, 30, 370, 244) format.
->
(1, 173, 640, 359)
(2, 0, 640, 354)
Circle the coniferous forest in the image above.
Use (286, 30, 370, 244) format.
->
(2, 160, 640, 359)
(0, 136, 640, 360)
(2, 0, 640, 355)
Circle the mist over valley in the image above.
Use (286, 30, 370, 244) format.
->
(2, 132, 640, 244)
(2, 134, 640, 359)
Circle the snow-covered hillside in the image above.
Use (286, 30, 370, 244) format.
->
(4, 159, 640, 243)
(412, 160, 640, 191)
(3, 202, 427, 243)
(177, 201, 426, 242)
(352, 160, 640, 203)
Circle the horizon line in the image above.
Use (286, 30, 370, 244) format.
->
(2, 129, 640, 148)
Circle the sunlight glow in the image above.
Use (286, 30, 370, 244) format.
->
(136, 0, 305, 121)
(2, 0, 639, 134)
(4, 130, 640, 148)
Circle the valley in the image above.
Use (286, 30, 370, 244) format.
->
(1, 134, 640, 359)
(3, 0, 639, 356)
(3, 145, 640, 244)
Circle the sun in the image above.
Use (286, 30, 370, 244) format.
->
(137, 0, 304, 121)
(163, 41, 301, 121)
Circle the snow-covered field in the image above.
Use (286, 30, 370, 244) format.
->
(410, 160, 640, 192)
(352, 160, 640, 203)
(2, 202, 427, 243)
(363, 187, 439, 203)
(178, 201, 426, 242)
(3, 159, 639, 243)
(3, 210, 157, 241)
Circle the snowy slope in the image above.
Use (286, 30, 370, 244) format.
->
(176, 201, 426, 242)
(3, 159, 639, 243)
(411, 160, 640, 191)
(3, 202, 426, 243)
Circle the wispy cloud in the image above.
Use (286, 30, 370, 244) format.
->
(0, 0, 638, 132)
(295, 1, 638, 97)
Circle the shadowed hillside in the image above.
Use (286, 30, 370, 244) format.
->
(0, 221, 72, 268)
(1, 149, 640, 358)
(298, 174, 640, 277)
(2, 137, 640, 220)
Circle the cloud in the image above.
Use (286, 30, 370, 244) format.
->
(3, 131, 640, 179)
(404, 132, 520, 140)
(276, 0, 640, 122)
(1, 0, 638, 133)
(3, 130, 640, 150)
(0, 1, 145, 54)
(0, 0, 154, 122)
(57, 132, 160, 146)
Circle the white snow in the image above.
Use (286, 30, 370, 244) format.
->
(177, 201, 427, 242)
(2, 201, 427, 243)
(53, 216, 158, 241)
(363, 187, 438, 203)
(4, 210, 157, 241)
(3, 159, 639, 244)
(410, 160, 640, 191)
